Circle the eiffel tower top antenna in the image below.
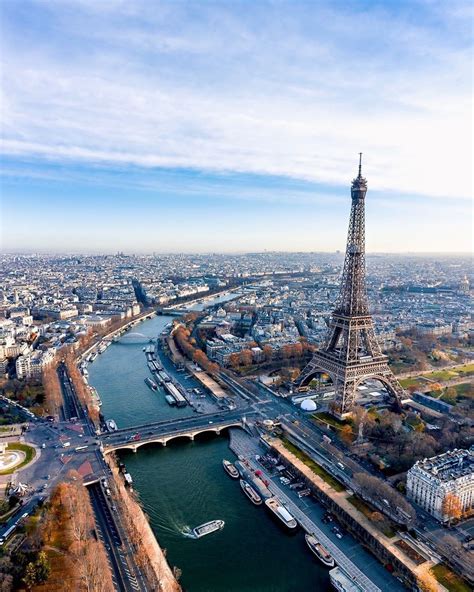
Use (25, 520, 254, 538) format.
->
(358, 152, 362, 177)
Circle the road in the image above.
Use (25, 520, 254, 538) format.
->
(100, 408, 252, 449)
(0, 496, 42, 543)
(57, 362, 84, 422)
(88, 481, 143, 592)
(54, 364, 149, 590)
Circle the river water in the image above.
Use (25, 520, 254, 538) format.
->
(89, 311, 331, 592)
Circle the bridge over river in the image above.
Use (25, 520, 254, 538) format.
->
(100, 409, 253, 453)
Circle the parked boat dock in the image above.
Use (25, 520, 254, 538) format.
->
(228, 429, 382, 592)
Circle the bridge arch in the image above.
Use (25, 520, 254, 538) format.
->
(103, 422, 243, 454)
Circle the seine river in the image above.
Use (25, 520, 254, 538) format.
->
(89, 309, 331, 592)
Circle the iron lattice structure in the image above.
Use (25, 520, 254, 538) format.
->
(298, 155, 404, 414)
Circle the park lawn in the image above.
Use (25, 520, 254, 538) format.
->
(281, 438, 345, 492)
(400, 363, 474, 389)
(431, 564, 471, 592)
(453, 382, 473, 396)
(428, 362, 474, 382)
(427, 369, 459, 381)
(399, 377, 423, 388)
(440, 382, 473, 404)
(0, 442, 36, 475)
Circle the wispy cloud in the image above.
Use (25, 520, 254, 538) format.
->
(1, 0, 472, 202)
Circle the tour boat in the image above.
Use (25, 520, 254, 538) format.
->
(192, 520, 225, 539)
(106, 419, 118, 432)
(240, 479, 262, 506)
(264, 497, 298, 531)
(222, 459, 239, 479)
(144, 377, 158, 391)
(305, 533, 335, 567)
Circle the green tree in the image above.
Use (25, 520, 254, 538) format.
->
(35, 552, 50, 583)
(22, 552, 50, 589)
(22, 562, 38, 590)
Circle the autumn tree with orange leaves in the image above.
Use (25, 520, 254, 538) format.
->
(442, 493, 462, 525)
(39, 471, 114, 592)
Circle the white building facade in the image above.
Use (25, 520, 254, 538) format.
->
(407, 448, 474, 522)
(16, 350, 55, 379)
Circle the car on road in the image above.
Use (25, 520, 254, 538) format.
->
(322, 512, 334, 524)
(297, 489, 311, 498)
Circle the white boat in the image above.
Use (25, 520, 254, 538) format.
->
(264, 498, 298, 530)
(192, 520, 225, 539)
(222, 459, 239, 479)
(305, 533, 335, 567)
(240, 479, 262, 506)
(106, 419, 118, 432)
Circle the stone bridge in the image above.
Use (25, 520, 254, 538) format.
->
(101, 417, 247, 454)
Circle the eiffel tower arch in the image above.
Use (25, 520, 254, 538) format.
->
(298, 155, 405, 415)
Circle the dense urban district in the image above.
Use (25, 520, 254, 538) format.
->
(0, 247, 472, 592)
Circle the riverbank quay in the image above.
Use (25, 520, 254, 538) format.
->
(51, 317, 182, 591)
(159, 285, 243, 314)
(166, 328, 230, 403)
(108, 458, 182, 592)
(228, 429, 397, 592)
(77, 309, 158, 364)
(265, 435, 443, 591)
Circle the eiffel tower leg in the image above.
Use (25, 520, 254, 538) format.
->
(334, 378, 357, 416)
(297, 359, 321, 386)
(375, 371, 404, 411)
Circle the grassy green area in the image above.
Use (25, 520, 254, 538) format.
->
(312, 412, 348, 429)
(0, 442, 36, 475)
(400, 363, 474, 389)
(432, 564, 471, 592)
(440, 382, 473, 405)
(452, 382, 473, 396)
(281, 438, 345, 492)
(347, 495, 397, 538)
(426, 369, 459, 381)
(399, 377, 424, 388)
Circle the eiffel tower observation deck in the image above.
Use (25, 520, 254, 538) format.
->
(298, 154, 405, 415)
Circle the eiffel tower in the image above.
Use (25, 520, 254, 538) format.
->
(298, 154, 404, 415)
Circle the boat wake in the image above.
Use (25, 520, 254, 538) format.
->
(180, 525, 197, 539)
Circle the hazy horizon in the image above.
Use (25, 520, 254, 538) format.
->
(1, 249, 471, 257)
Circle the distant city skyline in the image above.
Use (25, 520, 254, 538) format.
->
(1, 1, 472, 253)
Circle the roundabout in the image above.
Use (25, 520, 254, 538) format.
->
(0, 442, 36, 475)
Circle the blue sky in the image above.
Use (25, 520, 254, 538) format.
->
(1, 0, 472, 253)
